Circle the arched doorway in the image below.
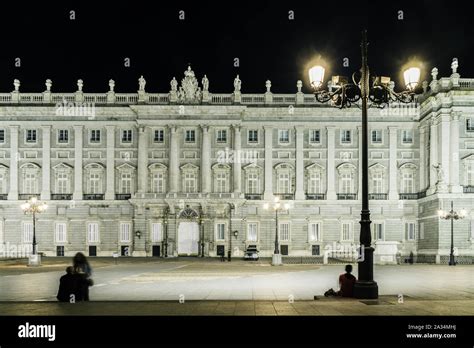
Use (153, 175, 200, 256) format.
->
(177, 207, 200, 256)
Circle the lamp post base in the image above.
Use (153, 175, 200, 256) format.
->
(353, 280, 378, 299)
(449, 254, 456, 266)
(271, 253, 282, 266)
(28, 254, 42, 267)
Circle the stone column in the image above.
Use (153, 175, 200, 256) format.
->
(201, 125, 211, 194)
(388, 126, 398, 200)
(73, 126, 83, 200)
(137, 126, 148, 195)
(8, 126, 19, 200)
(429, 117, 438, 191)
(168, 126, 179, 194)
(263, 126, 274, 200)
(105, 126, 115, 200)
(419, 127, 426, 191)
(233, 125, 242, 195)
(326, 126, 336, 200)
(295, 126, 305, 200)
(357, 126, 362, 199)
(450, 111, 462, 192)
(440, 114, 451, 185)
(41, 126, 51, 200)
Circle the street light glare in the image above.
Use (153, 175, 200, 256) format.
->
(309, 65, 325, 89)
(437, 209, 445, 218)
(263, 203, 269, 210)
(403, 67, 421, 91)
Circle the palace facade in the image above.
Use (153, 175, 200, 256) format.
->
(0, 62, 474, 264)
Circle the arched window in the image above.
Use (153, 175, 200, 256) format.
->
(84, 163, 105, 194)
(53, 163, 73, 194)
(117, 163, 136, 194)
(243, 163, 262, 194)
(212, 163, 231, 193)
(369, 163, 386, 194)
(20, 163, 41, 194)
(149, 163, 167, 193)
(180, 163, 199, 193)
(0, 165, 9, 194)
(337, 163, 357, 194)
(305, 163, 325, 194)
(399, 163, 417, 194)
(274, 163, 294, 194)
(462, 154, 474, 187)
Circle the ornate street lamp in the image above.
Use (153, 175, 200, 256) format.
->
(228, 203, 235, 262)
(437, 201, 467, 266)
(309, 30, 421, 299)
(163, 206, 169, 257)
(21, 196, 48, 266)
(263, 197, 291, 266)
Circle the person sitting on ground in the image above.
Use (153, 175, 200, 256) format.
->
(73, 252, 93, 301)
(57, 266, 83, 302)
(324, 264, 357, 298)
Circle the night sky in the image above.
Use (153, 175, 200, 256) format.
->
(0, 0, 471, 93)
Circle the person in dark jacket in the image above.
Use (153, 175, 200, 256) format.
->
(57, 266, 85, 302)
(72, 252, 93, 301)
(324, 264, 357, 298)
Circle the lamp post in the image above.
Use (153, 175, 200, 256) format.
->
(264, 197, 291, 266)
(437, 201, 467, 266)
(308, 30, 420, 299)
(228, 203, 235, 261)
(198, 206, 205, 257)
(163, 206, 169, 257)
(21, 196, 48, 266)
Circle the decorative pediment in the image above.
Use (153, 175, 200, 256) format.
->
(116, 163, 135, 171)
(179, 206, 199, 219)
(84, 163, 104, 171)
(274, 162, 294, 171)
(212, 163, 231, 171)
(180, 163, 199, 172)
(243, 162, 262, 171)
(368, 163, 386, 172)
(20, 162, 41, 170)
(306, 163, 325, 172)
(462, 154, 474, 162)
(0, 164, 9, 172)
(52, 163, 73, 172)
(399, 162, 417, 171)
(148, 163, 167, 171)
(337, 162, 356, 174)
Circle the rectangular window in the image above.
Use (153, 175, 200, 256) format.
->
(216, 130, 227, 143)
(185, 130, 196, 143)
(120, 173, 132, 194)
(151, 223, 163, 242)
(402, 130, 413, 144)
(120, 222, 131, 242)
(87, 223, 99, 243)
(406, 222, 415, 240)
(371, 130, 382, 143)
(310, 129, 320, 143)
(89, 173, 101, 194)
(279, 129, 290, 143)
(215, 172, 228, 193)
(184, 173, 196, 193)
(24, 173, 37, 193)
(372, 173, 384, 193)
(279, 222, 290, 241)
(467, 162, 474, 186)
(0, 129, 4, 143)
(248, 130, 258, 143)
(342, 223, 353, 241)
(419, 222, 424, 240)
(373, 223, 384, 241)
(90, 130, 101, 143)
(23, 222, 33, 243)
(402, 172, 414, 193)
(216, 223, 225, 241)
(154, 129, 164, 143)
(341, 173, 352, 194)
(247, 173, 259, 194)
(341, 130, 351, 143)
(58, 129, 69, 143)
(247, 223, 258, 242)
(122, 130, 132, 143)
(309, 223, 321, 242)
(57, 173, 69, 194)
(55, 223, 67, 243)
(26, 130, 37, 143)
(467, 118, 474, 132)
(151, 173, 165, 193)
(308, 172, 321, 193)
(278, 173, 290, 193)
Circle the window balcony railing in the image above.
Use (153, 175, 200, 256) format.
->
(463, 186, 474, 193)
(19, 194, 40, 200)
(115, 194, 132, 200)
(306, 193, 326, 200)
(83, 194, 104, 200)
(245, 193, 262, 200)
(399, 192, 425, 200)
(337, 193, 357, 200)
(369, 193, 387, 200)
(51, 194, 73, 200)
(275, 193, 295, 200)
(0, 194, 7, 200)
(210, 193, 233, 199)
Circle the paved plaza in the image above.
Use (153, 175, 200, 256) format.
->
(0, 258, 473, 315)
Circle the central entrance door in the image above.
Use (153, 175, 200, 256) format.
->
(178, 222, 199, 256)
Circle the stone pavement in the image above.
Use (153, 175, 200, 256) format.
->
(1, 297, 474, 316)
